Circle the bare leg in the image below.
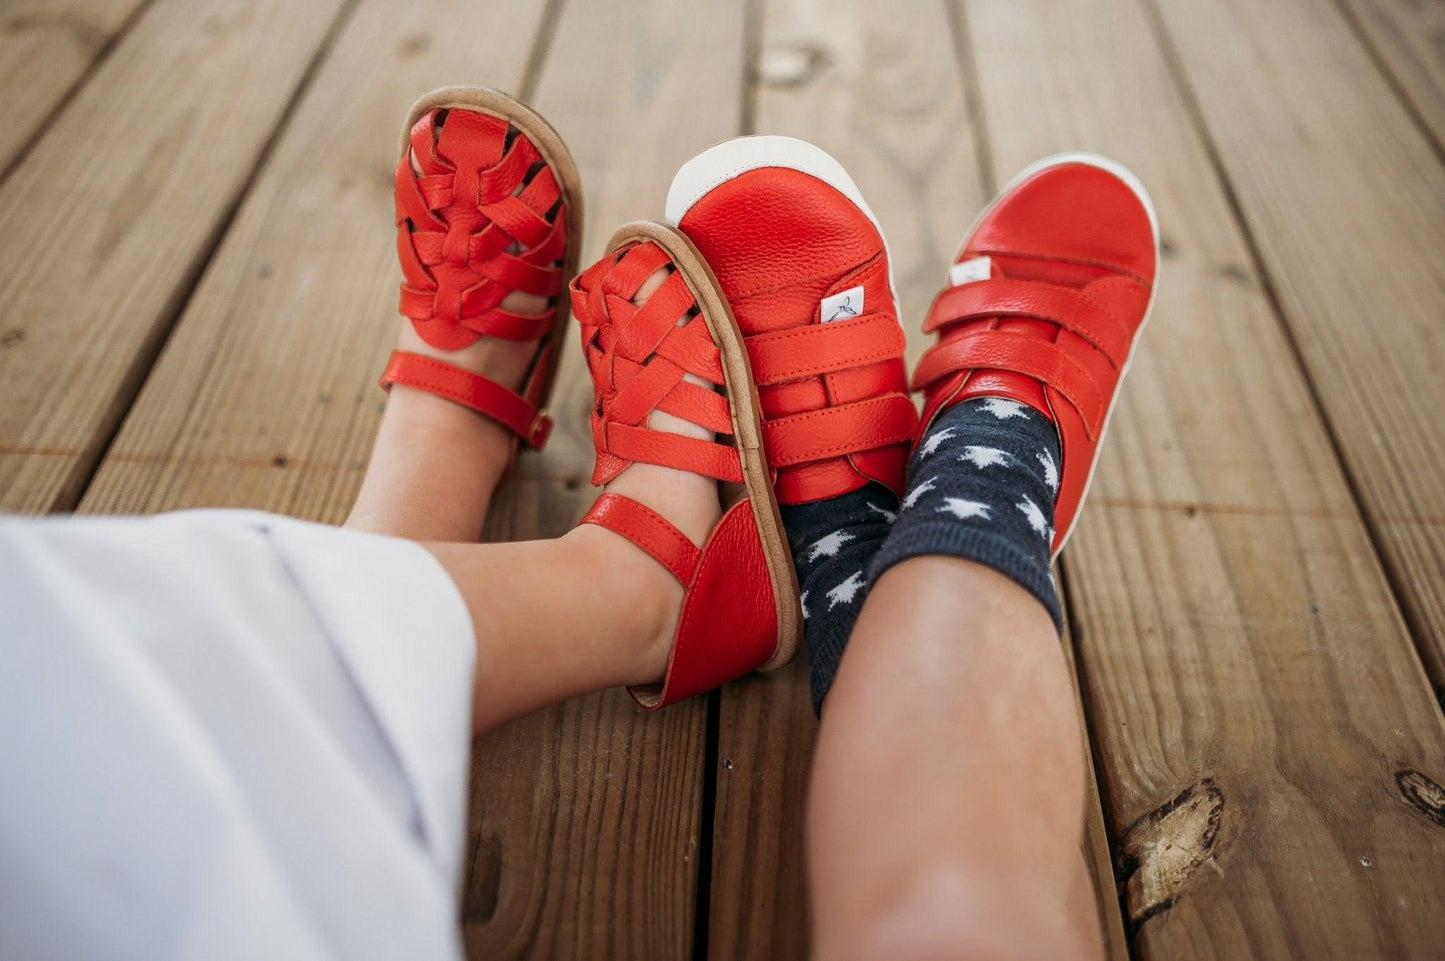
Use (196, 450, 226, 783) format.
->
(350, 264, 715, 733)
(427, 523, 679, 734)
(343, 327, 534, 542)
(806, 557, 1102, 961)
(346, 136, 543, 543)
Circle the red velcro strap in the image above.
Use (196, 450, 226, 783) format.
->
(580, 493, 701, 584)
(379, 350, 552, 449)
(913, 332, 1106, 437)
(745, 312, 907, 385)
(762, 393, 917, 467)
(925, 278, 1133, 368)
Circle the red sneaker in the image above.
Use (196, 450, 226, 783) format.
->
(911, 154, 1159, 555)
(381, 86, 582, 477)
(665, 137, 917, 505)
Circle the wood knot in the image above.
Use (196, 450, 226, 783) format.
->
(754, 43, 829, 88)
(1396, 770, 1445, 828)
(398, 33, 431, 56)
(1115, 779, 1225, 932)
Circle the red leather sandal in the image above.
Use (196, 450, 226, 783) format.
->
(570, 222, 801, 709)
(911, 153, 1159, 554)
(664, 136, 917, 506)
(381, 86, 582, 476)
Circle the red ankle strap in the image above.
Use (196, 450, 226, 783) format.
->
(379, 350, 552, 449)
(580, 493, 701, 584)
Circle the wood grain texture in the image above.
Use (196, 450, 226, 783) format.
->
(1147, 0, 1445, 696)
(1061, 613, 1133, 961)
(0, 0, 149, 174)
(80, 0, 749, 956)
(0, 0, 344, 513)
(1332, 0, 1445, 152)
(958, 0, 1445, 955)
(513, 0, 752, 489)
(461, 1, 751, 957)
(706, 1, 1047, 956)
(80, 0, 547, 519)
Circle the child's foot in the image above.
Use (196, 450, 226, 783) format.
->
(907, 153, 1159, 555)
(666, 137, 917, 712)
(567, 261, 724, 684)
(568, 223, 800, 707)
(873, 154, 1159, 627)
(348, 89, 580, 542)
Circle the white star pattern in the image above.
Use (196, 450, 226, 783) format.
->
(826, 570, 866, 610)
(1017, 495, 1050, 538)
(937, 497, 991, 520)
(806, 529, 855, 563)
(900, 476, 938, 511)
(979, 397, 1028, 420)
(800, 590, 810, 621)
(959, 445, 1009, 469)
(867, 501, 898, 524)
(918, 427, 956, 458)
(1037, 449, 1059, 492)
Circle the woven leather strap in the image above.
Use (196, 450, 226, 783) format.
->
(379, 350, 553, 449)
(571, 240, 744, 486)
(395, 108, 568, 351)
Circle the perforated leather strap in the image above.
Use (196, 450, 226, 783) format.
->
(912, 332, 1106, 438)
(580, 493, 700, 584)
(924, 278, 1133, 368)
(762, 394, 918, 466)
(379, 350, 553, 449)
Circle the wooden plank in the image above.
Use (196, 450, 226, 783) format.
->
(714, 5, 1131, 954)
(1061, 613, 1133, 961)
(460, 2, 750, 956)
(0, 0, 150, 175)
(78, 0, 547, 520)
(707, 3, 1130, 957)
(80, 1, 748, 957)
(958, 0, 1445, 955)
(0, 0, 343, 514)
(1147, 0, 1445, 695)
(1332, 0, 1445, 152)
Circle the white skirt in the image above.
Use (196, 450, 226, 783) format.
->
(0, 510, 477, 960)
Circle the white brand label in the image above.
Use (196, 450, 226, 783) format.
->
(948, 256, 993, 286)
(820, 285, 865, 322)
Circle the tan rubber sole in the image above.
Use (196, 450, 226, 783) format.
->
(604, 221, 803, 674)
(399, 85, 585, 434)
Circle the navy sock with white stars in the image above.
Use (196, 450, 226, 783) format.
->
(780, 482, 899, 715)
(868, 396, 1064, 629)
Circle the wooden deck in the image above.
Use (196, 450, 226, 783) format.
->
(3, 0, 1444, 957)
